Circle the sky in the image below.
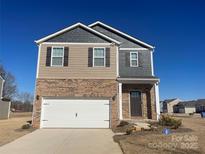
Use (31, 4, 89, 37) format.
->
(0, 0, 205, 101)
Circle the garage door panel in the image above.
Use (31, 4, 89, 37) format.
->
(41, 99, 110, 128)
(42, 120, 109, 128)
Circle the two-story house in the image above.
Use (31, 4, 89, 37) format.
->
(32, 21, 160, 128)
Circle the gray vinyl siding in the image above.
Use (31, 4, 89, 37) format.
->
(46, 26, 111, 43)
(91, 25, 153, 77)
(119, 50, 152, 77)
(92, 25, 146, 48)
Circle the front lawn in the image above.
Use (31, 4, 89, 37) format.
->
(113, 116, 205, 154)
(0, 112, 35, 146)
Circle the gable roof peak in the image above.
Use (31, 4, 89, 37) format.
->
(89, 21, 154, 49)
(35, 22, 120, 44)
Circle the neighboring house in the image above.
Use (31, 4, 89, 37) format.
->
(0, 76, 11, 119)
(162, 98, 181, 114)
(0, 75, 4, 98)
(196, 99, 205, 113)
(32, 21, 160, 129)
(173, 101, 196, 114)
(160, 101, 163, 113)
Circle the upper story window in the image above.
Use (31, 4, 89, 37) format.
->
(93, 47, 105, 67)
(130, 51, 138, 67)
(51, 47, 64, 66)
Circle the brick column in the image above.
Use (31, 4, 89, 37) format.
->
(142, 92, 148, 119)
(150, 85, 157, 120)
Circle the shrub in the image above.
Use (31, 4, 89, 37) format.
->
(21, 124, 31, 129)
(159, 115, 182, 129)
(189, 113, 194, 116)
(117, 121, 129, 127)
(27, 120, 32, 124)
(126, 125, 136, 135)
(126, 124, 142, 134)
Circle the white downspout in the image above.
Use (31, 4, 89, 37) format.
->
(151, 49, 154, 76)
(118, 83, 123, 120)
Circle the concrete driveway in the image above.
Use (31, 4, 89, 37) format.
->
(0, 129, 122, 154)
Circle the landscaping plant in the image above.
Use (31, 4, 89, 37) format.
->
(117, 121, 129, 127)
(159, 115, 182, 129)
(21, 124, 31, 129)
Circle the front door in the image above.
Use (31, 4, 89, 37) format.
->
(130, 91, 142, 116)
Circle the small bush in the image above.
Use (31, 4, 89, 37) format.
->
(21, 124, 31, 129)
(27, 120, 32, 124)
(126, 126, 136, 135)
(159, 115, 182, 129)
(126, 124, 142, 134)
(117, 121, 129, 127)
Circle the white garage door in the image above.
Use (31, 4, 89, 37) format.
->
(40, 99, 110, 128)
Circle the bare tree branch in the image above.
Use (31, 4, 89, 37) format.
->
(17, 92, 34, 104)
(0, 64, 17, 100)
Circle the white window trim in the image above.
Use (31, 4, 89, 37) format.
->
(130, 51, 139, 67)
(51, 46, 64, 67)
(93, 47, 106, 67)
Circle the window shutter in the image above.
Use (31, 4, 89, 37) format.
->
(64, 47, 69, 66)
(138, 52, 142, 67)
(88, 48, 93, 67)
(125, 52, 130, 67)
(105, 48, 110, 67)
(46, 47, 52, 66)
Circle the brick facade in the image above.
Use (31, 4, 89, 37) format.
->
(32, 79, 118, 128)
(33, 79, 157, 128)
(122, 84, 157, 120)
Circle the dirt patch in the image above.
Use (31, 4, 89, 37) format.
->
(0, 112, 35, 146)
(10, 112, 32, 118)
(113, 117, 205, 154)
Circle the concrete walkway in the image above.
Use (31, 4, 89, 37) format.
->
(0, 129, 122, 154)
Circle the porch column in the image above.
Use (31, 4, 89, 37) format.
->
(154, 83, 160, 120)
(118, 83, 123, 120)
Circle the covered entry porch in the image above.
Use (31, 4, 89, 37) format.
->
(117, 77, 160, 121)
